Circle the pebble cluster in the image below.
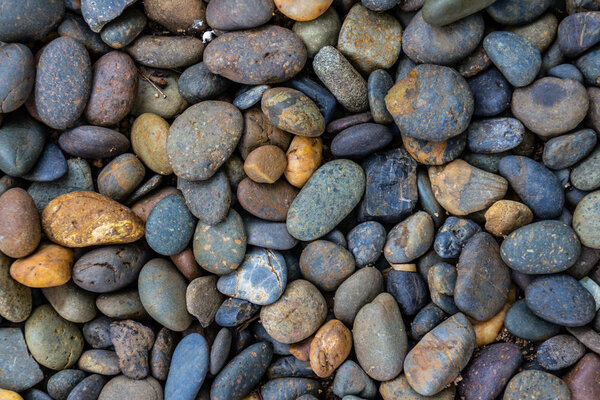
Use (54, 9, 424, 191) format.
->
(0, 0, 600, 400)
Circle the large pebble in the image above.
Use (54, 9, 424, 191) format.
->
(167, 101, 243, 181)
(337, 4, 402, 75)
(403, 11, 483, 66)
(0, 0, 64, 42)
(35, 37, 91, 130)
(261, 87, 325, 137)
(499, 155, 564, 218)
(385, 64, 473, 142)
(526, 274, 596, 327)
(0, 328, 43, 392)
(404, 313, 475, 396)
(43, 282, 96, 323)
(24, 305, 83, 370)
(165, 333, 208, 400)
(287, 159, 365, 241)
(503, 370, 570, 400)
(429, 159, 508, 215)
(300, 240, 355, 291)
(536, 334, 586, 370)
(353, 293, 406, 381)
(22, 143, 68, 183)
(501, 220, 581, 274)
(42, 191, 144, 247)
(83, 317, 113, 349)
(179, 172, 230, 225)
(380, 374, 455, 400)
(309, 319, 351, 378)
(204, 26, 306, 85)
(261, 280, 327, 343)
(558, 11, 600, 57)
(211, 342, 273, 400)
(455, 232, 511, 321)
(178, 62, 230, 104)
(573, 190, 600, 249)
(511, 77, 589, 138)
(218, 247, 287, 305)
(138, 258, 193, 331)
(346, 221, 385, 267)
(0, 113, 45, 178)
(423, 0, 495, 26)
(467, 118, 524, 154)
(484, 31, 541, 87)
(68, 374, 107, 400)
(274, 0, 333, 21)
(96, 289, 148, 320)
(206, 0, 274, 30)
(572, 146, 600, 191)
(109, 320, 154, 379)
(0, 43, 34, 113)
(215, 298, 260, 327)
(238, 178, 296, 222)
(387, 269, 428, 317)
(334, 267, 383, 326)
(77, 350, 120, 376)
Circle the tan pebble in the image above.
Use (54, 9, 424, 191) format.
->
(309, 319, 352, 377)
(484, 200, 533, 237)
(244, 145, 288, 184)
(10, 244, 73, 288)
(284, 136, 322, 188)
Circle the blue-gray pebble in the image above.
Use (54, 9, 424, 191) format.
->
(434, 217, 481, 259)
(484, 31, 541, 87)
(467, 118, 524, 154)
(0, 113, 45, 177)
(505, 299, 561, 341)
(468, 67, 512, 117)
(165, 333, 209, 400)
(543, 129, 597, 170)
(244, 216, 298, 251)
(179, 63, 232, 104)
(347, 221, 386, 267)
(0, 43, 35, 113)
(146, 193, 196, 256)
(215, 298, 260, 327)
(22, 143, 68, 182)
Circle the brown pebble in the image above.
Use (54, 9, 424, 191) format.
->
(289, 336, 314, 362)
(0, 188, 41, 258)
(484, 200, 534, 237)
(243, 145, 288, 184)
(309, 319, 352, 378)
(10, 244, 73, 288)
(284, 136, 322, 188)
(239, 107, 291, 160)
(131, 187, 180, 222)
(110, 320, 155, 380)
(237, 177, 298, 221)
(563, 353, 600, 400)
(170, 248, 203, 281)
(150, 327, 176, 381)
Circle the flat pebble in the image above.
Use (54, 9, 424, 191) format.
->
(536, 334, 586, 370)
(331, 123, 392, 158)
(206, 0, 274, 30)
(387, 270, 429, 316)
(487, 0, 553, 25)
(165, 333, 209, 400)
(43, 282, 96, 323)
(484, 200, 533, 237)
(503, 370, 570, 400)
(572, 146, 600, 191)
(59, 126, 129, 159)
(347, 221, 385, 267)
(543, 129, 597, 170)
(504, 299, 561, 341)
(0, 328, 43, 392)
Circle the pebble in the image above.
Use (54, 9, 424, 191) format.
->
(58, 14, 110, 56)
(429, 159, 508, 216)
(403, 11, 483, 66)
(218, 247, 287, 305)
(85, 51, 137, 126)
(501, 220, 581, 274)
(287, 76, 337, 124)
(467, 118, 524, 154)
(300, 240, 355, 291)
(10, 244, 72, 288)
(261, 280, 327, 343)
(98, 375, 162, 400)
(131, 68, 188, 118)
(211, 342, 273, 400)
(0, 0, 64, 41)
(434, 217, 481, 258)
(165, 333, 209, 400)
(0, 43, 35, 113)
(83, 317, 114, 349)
(24, 305, 84, 370)
(0, 188, 40, 258)
(380, 374, 455, 400)
(511, 77, 589, 138)
(309, 319, 351, 378)
(367, 70, 394, 124)
(0, 328, 43, 392)
(35, 37, 91, 130)
(402, 132, 466, 167)
(261, 87, 325, 137)
(543, 129, 597, 170)
(487, 0, 553, 25)
(274, 0, 332, 21)
(42, 191, 144, 247)
(22, 142, 68, 183)
(499, 156, 564, 218)
(334, 267, 383, 326)
(572, 146, 600, 191)
(574, 191, 600, 248)
(504, 299, 561, 341)
(404, 313, 475, 396)
(0, 254, 31, 323)
(127, 36, 204, 69)
(143, 0, 205, 33)
(100, 8, 147, 49)
(338, 4, 402, 75)
(563, 353, 600, 400)
(204, 26, 306, 85)
(416, 170, 446, 228)
(457, 342, 522, 400)
(353, 293, 406, 381)
(81, 0, 136, 32)
(558, 11, 600, 57)
(548, 63, 584, 82)
(385, 64, 473, 142)
(331, 123, 392, 159)
(484, 31, 541, 87)
(206, 0, 274, 30)
(59, 126, 130, 159)
(467, 67, 512, 117)
(423, 0, 495, 26)
(313, 46, 369, 112)
(47, 369, 86, 400)
(215, 298, 260, 327)
(77, 350, 120, 375)
(410, 303, 446, 341)
(110, 320, 154, 379)
(536, 334, 586, 370)
(332, 360, 376, 399)
(138, 258, 193, 331)
(346, 221, 385, 267)
(387, 269, 429, 316)
(0, 113, 45, 178)
(503, 370, 570, 400)
(455, 232, 511, 321)
(292, 8, 341, 58)
(267, 356, 311, 378)
(43, 282, 97, 323)
(239, 107, 291, 160)
(508, 13, 558, 52)
(234, 85, 269, 110)
(361, 148, 418, 222)
(384, 211, 435, 264)
(193, 209, 247, 274)
(98, 153, 145, 201)
(186, 276, 223, 328)
(179, 174, 230, 225)
(150, 327, 175, 381)
(238, 178, 297, 221)
(167, 101, 243, 181)
(260, 378, 320, 400)
(210, 328, 232, 375)
(244, 146, 287, 184)
(525, 274, 596, 327)
(428, 263, 459, 314)
(96, 289, 148, 320)
(67, 374, 106, 400)
(287, 159, 365, 241)
(576, 48, 600, 85)
(484, 200, 533, 237)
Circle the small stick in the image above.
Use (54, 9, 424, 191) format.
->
(138, 68, 167, 99)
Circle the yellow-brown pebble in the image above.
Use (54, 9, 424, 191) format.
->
(309, 319, 352, 378)
(244, 145, 288, 184)
(484, 200, 534, 237)
(10, 244, 73, 288)
(289, 335, 314, 361)
(284, 136, 322, 188)
(0, 389, 24, 400)
(42, 191, 145, 247)
(274, 0, 334, 21)
(131, 113, 173, 175)
(471, 285, 517, 346)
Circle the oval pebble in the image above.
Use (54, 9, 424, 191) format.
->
(503, 370, 570, 400)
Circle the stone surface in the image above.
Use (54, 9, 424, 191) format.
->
(0, 113, 45, 178)
(0, 43, 35, 113)
(274, 0, 333, 21)
(59, 126, 129, 159)
(0, 0, 64, 42)
(543, 129, 597, 170)
(110, 320, 154, 379)
(47, 369, 86, 400)
(300, 240, 355, 292)
(334, 267, 384, 326)
(261, 87, 325, 137)
(101, 8, 147, 49)
(145, 193, 195, 256)
(503, 370, 570, 400)
(384, 211, 435, 264)
(144, 0, 206, 33)
(484, 31, 541, 87)
(0, 328, 43, 392)
(574, 191, 600, 249)
(293, 8, 340, 58)
(165, 333, 209, 400)
(43, 282, 97, 323)
(563, 353, 600, 400)
(309, 319, 352, 378)
(126, 36, 204, 69)
(484, 200, 533, 237)
(98, 375, 162, 400)
(0, 188, 40, 259)
(207, 0, 274, 30)
(10, 244, 72, 288)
